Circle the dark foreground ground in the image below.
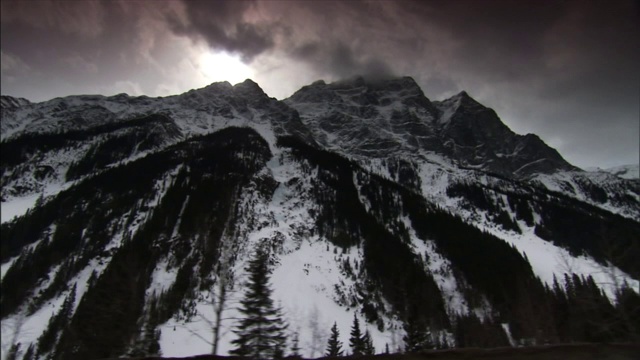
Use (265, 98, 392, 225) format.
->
(112, 343, 640, 360)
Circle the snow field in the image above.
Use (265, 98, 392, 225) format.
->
(157, 147, 408, 357)
(402, 216, 470, 317)
(1, 179, 69, 224)
(415, 163, 639, 300)
(0, 257, 110, 360)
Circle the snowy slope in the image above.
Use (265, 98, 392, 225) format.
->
(601, 164, 639, 180)
(531, 170, 640, 219)
(1, 78, 639, 360)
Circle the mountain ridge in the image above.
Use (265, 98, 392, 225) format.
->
(1, 77, 638, 360)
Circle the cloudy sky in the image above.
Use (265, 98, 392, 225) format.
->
(1, 0, 638, 169)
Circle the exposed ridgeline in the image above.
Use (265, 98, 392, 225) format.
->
(285, 76, 577, 178)
(1, 77, 638, 359)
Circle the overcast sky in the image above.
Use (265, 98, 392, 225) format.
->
(1, 0, 638, 169)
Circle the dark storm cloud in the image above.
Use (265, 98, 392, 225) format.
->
(1, 0, 638, 168)
(404, 1, 568, 80)
(169, 0, 639, 168)
(166, 0, 397, 79)
(1, 0, 190, 98)
(291, 41, 394, 80)
(278, 1, 398, 80)
(165, 0, 274, 62)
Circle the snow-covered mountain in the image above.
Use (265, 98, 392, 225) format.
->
(1, 77, 639, 360)
(285, 77, 577, 178)
(586, 164, 639, 180)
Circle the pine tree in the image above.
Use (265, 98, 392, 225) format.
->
(274, 342, 284, 360)
(230, 250, 287, 359)
(349, 313, 365, 356)
(59, 284, 77, 321)
(6, 342, 20, 360)
(290, 331, 301, 357)
(325, 322, 344, 357)
(403, 319, 432, 353)
(439, 334, 449, 349)
(363, 329, 375, 355)
(36, 285, 77, 356)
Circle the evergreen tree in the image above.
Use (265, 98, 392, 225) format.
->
(325, 322, 344, 357)
(230, 250, 287, 359)
(290, 331, 301, 357)
(36, 285, 76, 356)
(274, 342, 284, 360)
(59, 284, 76, 322)
(6, 342, 20, 360)
(403, 318, 433, 353)
(363, 330, 375, 355)
(439, 334, 450, 349)
(349, 313, 365, 356)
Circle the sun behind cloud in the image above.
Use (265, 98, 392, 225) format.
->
(198, 51, 254, 85)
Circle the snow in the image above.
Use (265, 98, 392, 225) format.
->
(0, 257, 110, 360)
(1, 193, 40, 223)
(0, 258, 18, 281)
(513, 158, 547, 175)
(1, 149, 75, 211)
(502, 323, 515, 346)
(158, 316, 214, 357)
(461, 206, 639, 301)
(604, 164, 639, 179)
(271, 239, 366, 357)
(1, 296, 64, 359)
(435, 96, 462, 125)
(2, 78, 639, 358)
(0, 168, 179, 360)
(404, 218, 470, 317)
(414, 161, 639, 302)
(148, 260, 179, 298)
(531, 171, 640, 220)
(156, 149, 409, 357)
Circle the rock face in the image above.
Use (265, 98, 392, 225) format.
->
(433, 91, 577, 177)
(1, 77, 638, 360)
(285, 77, 576, 178)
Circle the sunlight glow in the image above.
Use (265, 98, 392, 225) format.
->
(198, 52, 254, 85)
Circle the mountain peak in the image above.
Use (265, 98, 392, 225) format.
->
(450, 90, 483, 108)
(1, 95, 31, 110)
(235, 78, 260, 88)
(199, 81, 233, 94)
(232, 78, 268, 98)
(332, 75, 367, 88)
(455, 90, 471, 100)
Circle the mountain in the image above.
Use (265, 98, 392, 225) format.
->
(285, 77, 577, 178)
(586, 164, 639, 180)
(1, 77, 639, 360)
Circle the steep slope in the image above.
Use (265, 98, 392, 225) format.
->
(284, 77, 576, 179)
(1, 78, 639, 360)
(433, 91, 576, 177)
(285, 77, 639, 219)
(0, 80, 315, 204)
(284, 77, 439, 158)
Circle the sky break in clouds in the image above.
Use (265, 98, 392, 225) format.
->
(1, 0, 638, 169)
